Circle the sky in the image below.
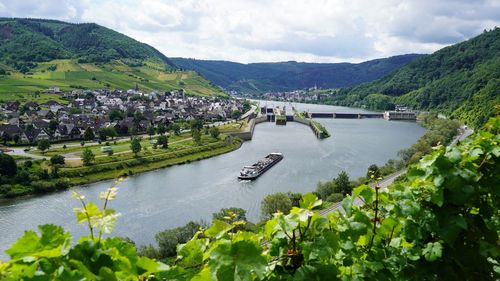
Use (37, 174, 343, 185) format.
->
(0, 0, 499, 63)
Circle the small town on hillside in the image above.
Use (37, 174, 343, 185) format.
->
(0, 88, 248, 145)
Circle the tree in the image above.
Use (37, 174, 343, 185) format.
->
(147, 125, 155, 139)
(130, 138, 142, 157)
(212, 207, 249, 231)
(242, 100, 251, 113)
(50, 155, 65, 176)
(287, 192, 303, 207)
(157, 135, 168, 149)
(133, 112, 144, 126)
(261, 192, 293, 219)
(212, 207, 247, 224)
(50, 155, 65, 166)
(326, 193, 344, 202)
(155, 221, 202, 259)
(82, 148, 95, 166)
(109, 109, 124, 121)
(98, 128, 108, 141)
(157, 124, 166, 135)
(171, 124, 181, 135)
(191, 128, 201, 145)
(209, 127, 220, 139)
(84, 127, 95, 141)
(105, 127, 118, 140)
(334, 170, 353, 195)
(129, 127, 137, 136)
(0, 153, 17, 177)
(231, 110, 243, 119)
(367, 164, 381, 179)
(48, 120, 58, 133)
(190, 119, 203, 131)
(69, 108, 82, 114)
(316, 180, 336, 200)
(37, 139, 50, 154)
(1, 133, 11, 145)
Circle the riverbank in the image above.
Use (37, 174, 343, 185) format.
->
(0, 136, 242, 199)
(63, 137, 242, 186)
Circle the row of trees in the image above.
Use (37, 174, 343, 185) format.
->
(0, 153, 70, 198)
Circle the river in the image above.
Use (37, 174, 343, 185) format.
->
(0, 102, 425, 258)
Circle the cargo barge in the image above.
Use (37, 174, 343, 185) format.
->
(238, 152, 283, 180)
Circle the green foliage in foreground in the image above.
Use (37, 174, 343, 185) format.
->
(0, 118, 498, 280)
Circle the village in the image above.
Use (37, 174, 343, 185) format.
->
(0, 88, 248, 145)
(235, 87, 335, 104)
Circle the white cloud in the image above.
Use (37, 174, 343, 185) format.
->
(0, 0, 499, 63)
(0, 0, 88, 21)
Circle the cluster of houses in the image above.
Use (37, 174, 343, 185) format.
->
(257, 89, 332, 103)
(0, 89, 246, 144)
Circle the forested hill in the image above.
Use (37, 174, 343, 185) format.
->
(0, 18, 174, 71)
(0, 18, 224, 97)
(334, 28, 500, 128)
(171, 54, 423, 93)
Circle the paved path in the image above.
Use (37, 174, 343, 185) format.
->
(319, 125, 473, 216)
(4, 147, 49, 160)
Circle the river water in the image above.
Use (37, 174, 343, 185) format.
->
(0, 102, 425, 258)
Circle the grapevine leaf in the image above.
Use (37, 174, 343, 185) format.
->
(433, 174, 444, 187)
(191, 266, 212, 281)
(342, 197, 353, 217)
(74, 202, 102, 224)
(299, 193, 322, 210)
(177, 237, 208, 268)
(290, 207, 313, 222)
(136, 256, 160, 272)
(293, 264, 340, 281)
(353, 185, 375, 204)
(209, 232, 266, 281)
(445, 147, 461, 163)
(277, 213, 299, 236)
(264, 218, 278, 239)
(6, 224, 71, 260)
(204, 219, 233, 239)
(423, 242, 442, 262)
(98, 267, 117, 281)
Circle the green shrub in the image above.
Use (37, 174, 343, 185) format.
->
(326, 193, 344, 202)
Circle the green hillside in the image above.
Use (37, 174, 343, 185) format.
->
(0, 18, 225, 99)
(171, 54, 423, 93)
(334, 28, 500, 128)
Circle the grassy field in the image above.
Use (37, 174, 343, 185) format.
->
(32, 132, 195, 157)
(0, 59, 227, 100)
(218, 121, 247, 133)
(59, 136, 242, 186)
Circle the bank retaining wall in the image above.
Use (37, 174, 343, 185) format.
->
(293, 115, 331, 139)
